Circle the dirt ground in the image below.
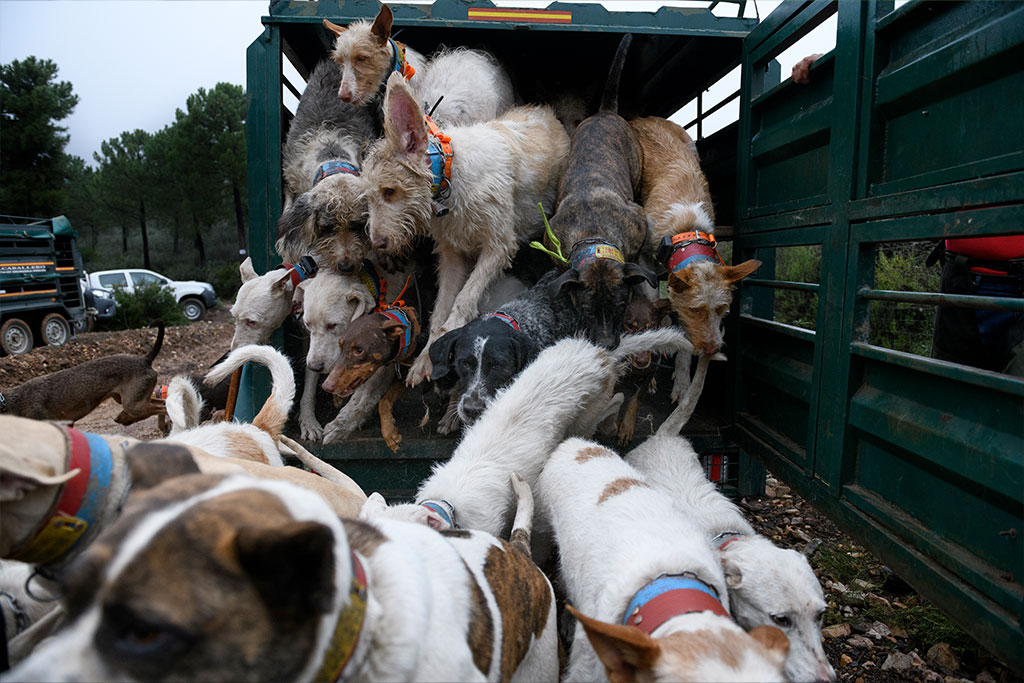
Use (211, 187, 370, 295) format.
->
(0, 312, 1014, 682)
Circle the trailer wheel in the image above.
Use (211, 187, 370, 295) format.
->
(0, 318, 34, 356)
(41, 313, 72, 347)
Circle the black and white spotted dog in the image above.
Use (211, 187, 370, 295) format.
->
(429, 270, 581, 429)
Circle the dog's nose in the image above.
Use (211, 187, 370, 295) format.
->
(372, 236, 388, 250)
(339, 87, 352, 102)
(460, 395, 486, 422)
(702, 342, 720, 355)
(322, 377, 336, 393)
(307, 362, 323, 374)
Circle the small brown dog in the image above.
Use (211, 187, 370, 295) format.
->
(321, 305, 420, 451)
(0, 322, 165, 425)
(617, 290, 671, 445)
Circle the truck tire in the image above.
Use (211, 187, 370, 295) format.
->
(41, 313, 72, 347)
(0, 318, 34, 356)
(181, 297, 206, 321)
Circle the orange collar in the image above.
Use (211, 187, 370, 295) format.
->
(424, 114, 453, 216)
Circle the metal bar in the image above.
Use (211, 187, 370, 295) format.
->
(745, 278, 820, 292)
(697, 92, 703, 140)
(859, 288, 1024, 311)
(283, 74, 302, 101)
(684, 89, 739, 130)
(851, 342, 1024, 396)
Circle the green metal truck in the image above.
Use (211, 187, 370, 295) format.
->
(244, 0, 1023, 671)
(0, 215, 88, 355)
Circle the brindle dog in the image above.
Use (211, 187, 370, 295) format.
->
(546, 33, 656, 348)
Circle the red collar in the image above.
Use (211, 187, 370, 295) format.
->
(489, 312, 520, 331)
(622, 574, 729, 636)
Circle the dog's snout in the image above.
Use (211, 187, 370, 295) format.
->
(339, 86, 353, 102)
(372, 236, 389, 250)
(307, 362, 323, 374)
(460, 395, 486, 422)
(702, 342, 720, 355)
(322, 376, 336, 393)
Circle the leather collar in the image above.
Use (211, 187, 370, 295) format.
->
(314, 551, 368, 683)
(358, 261, 385, 311)
(379, 305, 419, 363)
(622, 573, 729, 636)
(280, 256, 318, 288)
(658, 230, 724, 273)
(389, 38, 416, 80)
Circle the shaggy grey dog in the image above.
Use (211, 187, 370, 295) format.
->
(276, 60, 377, 272)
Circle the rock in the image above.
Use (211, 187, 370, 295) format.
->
(890, 625, 908, 638)
(842, 591, 868, 607)
(832, 581, 849, 594)
(862, 660, 876, 669)
(927, 643, 959, 672)
(866, 621, 891, 639)
(975, 671, 996, 683)
(881, 652, 914, 673)
(868, 593, 892, 609)
(847, 635, 874, 649)
(790, 516, 803, 524)
(785, 507, 799, 514)
(855, 678, 865, 683)
(842, 606, 855, 617)
(822, 623, 851, 638)
(923, 671, 944, 682)
(853, 579, 874, 590)
(840, 654, 853, 667)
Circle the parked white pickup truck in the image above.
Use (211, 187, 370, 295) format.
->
(88, 268, 217, 321)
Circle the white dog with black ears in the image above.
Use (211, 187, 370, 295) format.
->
(538, 436, 790, 682)
(624, 428, 835, 681)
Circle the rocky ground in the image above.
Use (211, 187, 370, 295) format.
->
(0, 314, 1016, 682)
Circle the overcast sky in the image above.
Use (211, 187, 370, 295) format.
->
(1, 0, 823, 164)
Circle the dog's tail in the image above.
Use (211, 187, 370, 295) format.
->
(600, 33, 632, 113)
(205, 345, 295, 440)
(277, 434, 358, 488)
(165, 376, 204, 435)
(657, 354, 714, 436)
(611, 326, 693, 364)
(508, 473, 535, 557)
(145, 320, 165, 364)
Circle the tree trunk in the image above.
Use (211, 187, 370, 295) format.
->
(193, 213, 207, 267)
(172, 214, 180, 254)
(139, 198, 151, 269)
(121, 224, 128, 255)
(233, 182, 247, 256)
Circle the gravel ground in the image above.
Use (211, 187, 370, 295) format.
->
(0, 312, 1015, 681)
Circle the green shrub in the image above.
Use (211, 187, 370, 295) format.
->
(774, 245, 821, 330)
(869, 243, 939, 355)
(207, 261, 241, 301)
(102, 281, 187, 330)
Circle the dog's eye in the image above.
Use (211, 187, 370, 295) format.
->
(381, 187, 396, 200)
(352, 345, 364, 356)
(770, 614, 791, 628)
(326, 323, 337, 332)
(355, 55, 367, 63)
(717, 306, 729, 316)
(245, 319, 258, 327)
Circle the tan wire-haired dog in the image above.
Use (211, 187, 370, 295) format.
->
(630, 116, 762, 400)
(324, 4, 426, 107)
(361, 73, 569, 386)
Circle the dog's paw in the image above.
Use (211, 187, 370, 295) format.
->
(406, 354, 432, 387)
(383, 428, 402, 452)
(299, 416, 323, 442)
(322, 421, 353, 445)
(617, 419, 635, 447)
(647, 377, 658, 395)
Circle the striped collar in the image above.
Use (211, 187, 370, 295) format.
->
(489, 311, 520, 331)
(389, 38, 416, 80)
(379, 306, 418, 363)
(280, 257, 318, 288)
(418, 499, 457, 528)
(357, 261, 385, 310)
(658, 230, 724, 273)
(570, 240, 624, 271)
(622, 573, 729, 636)
(313, 160, 360, 186)
(713, 530, 745, 551)
(10, 428, 113, 565)
(315, 551, 368, 683)
(424, 114, 453, 216)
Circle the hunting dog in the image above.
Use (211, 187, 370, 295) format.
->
(9, 458, 558, 682)
(615, 285, 672, 445)
(366, 329, 695, 544)
(361, 72, 569, 386)
(320, 300, 422, 451)
(428, 269, 582, 431)
(625, 431, 835, 681)
(0, 322, 164, 425)
(275, 60, 377, 271)
(538, 437, 790, 682)
(630, 116, 761, 400)
(546, 34, 657, 349)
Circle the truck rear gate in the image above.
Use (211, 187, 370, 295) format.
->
(244, 0, 1023, 671)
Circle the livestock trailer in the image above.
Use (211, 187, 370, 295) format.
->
(244, 0, 1024, 671)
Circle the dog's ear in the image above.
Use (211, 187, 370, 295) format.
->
(358, 491, 388, 519)
(381, 314, 408, 339)
(721, 553, 744, 589)
(323, 18, 346, 36)
(667, 268, 695, 294)
(428, 328, 461, 381)
(348, 294, 369, 322)
(125, 442, 201, 491)
(549, 268, 582, 299)
(273, 269, 296, 296)
(510, 331, 540, 371)
(652, 298, 672, 321)
(239, 256, 258, 283)
(235, 521, 336, 619)
(566, 604, 660, 681)
(370, 4, 393, 45)
(383, 73, 428, 157)
(275, 192, 314, 261)
(720, 259, 762, 286)
(292, 281, 307, 316)
(623, 262, 657, 289)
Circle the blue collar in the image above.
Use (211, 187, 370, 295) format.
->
(570, 241, 624, 271)
(622, 574, 728, 634)
(419, 499, 457, 528)
(380, 307, 415, 362)
(312, 160, 360, 186)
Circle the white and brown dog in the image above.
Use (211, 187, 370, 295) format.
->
(625, 432, 835, 681)
(8, 451, 557, 682)
(630, 116, 761, 401)
(362, 72, 569, 385)
(539, 437, 790, 682)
